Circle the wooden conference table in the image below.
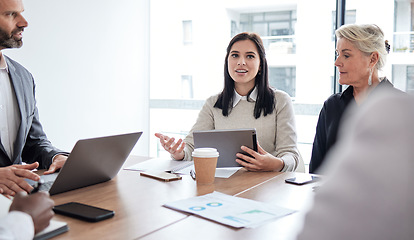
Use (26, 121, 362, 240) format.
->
(50, 155, 320, 240)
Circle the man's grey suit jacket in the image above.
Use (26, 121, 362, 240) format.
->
(0, 55, 64, 169)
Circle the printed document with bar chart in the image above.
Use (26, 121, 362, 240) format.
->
(164, 191, 296, 228)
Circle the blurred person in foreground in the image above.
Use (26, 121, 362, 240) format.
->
(297, 89, 414, 240)
(0, 189, 54, 239)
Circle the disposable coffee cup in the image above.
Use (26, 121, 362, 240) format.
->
(192, 148, 219, 185)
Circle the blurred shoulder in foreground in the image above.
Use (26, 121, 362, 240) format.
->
(297, 89, 414, 240)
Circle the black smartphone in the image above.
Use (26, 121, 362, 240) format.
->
(285, 176, 320, 185)
(53, 202, 114, 222)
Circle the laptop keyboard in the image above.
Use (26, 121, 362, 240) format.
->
(39, 181, 54, 191)
(25, 172, 58, 192)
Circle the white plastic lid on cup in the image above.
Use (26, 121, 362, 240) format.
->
(192, 148, 219, 158)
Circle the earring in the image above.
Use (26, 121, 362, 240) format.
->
(368, 68, 372, 86)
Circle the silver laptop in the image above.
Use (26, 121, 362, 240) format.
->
(193, 129, 257, 168)
(30, 132, 142, 195)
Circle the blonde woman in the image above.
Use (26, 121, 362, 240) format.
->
(310, 24, 400, 173)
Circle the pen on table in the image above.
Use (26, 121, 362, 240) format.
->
(30, 180, 43, 194)
(190, 170, 196, 181)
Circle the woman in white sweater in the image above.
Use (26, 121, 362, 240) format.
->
(156, 32, 299, 172)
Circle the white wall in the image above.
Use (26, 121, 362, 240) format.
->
(4, 0, 150, 155)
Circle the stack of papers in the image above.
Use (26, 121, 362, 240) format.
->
(164, 191, 296, 228)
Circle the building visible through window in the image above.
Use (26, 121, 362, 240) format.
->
(239, 11, 296, 53)
(331, 10, 356, 41)
(183, 20, 193, 45)
(181, 75, 194, 98)
(269, 67, 296, 98)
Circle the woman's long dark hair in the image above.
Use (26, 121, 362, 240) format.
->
(214, 32, 275, 119)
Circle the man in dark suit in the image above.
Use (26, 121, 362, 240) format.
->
(0, 0, 67, 196)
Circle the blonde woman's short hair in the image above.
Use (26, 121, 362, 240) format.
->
(335, 24, 389, 70)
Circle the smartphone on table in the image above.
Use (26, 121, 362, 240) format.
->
(53, 202, 114, 222)
(285, 175, 320, 185)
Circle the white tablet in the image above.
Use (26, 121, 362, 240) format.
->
(193, 128, 257, 167)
